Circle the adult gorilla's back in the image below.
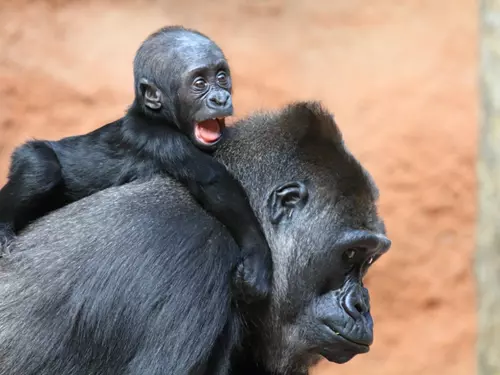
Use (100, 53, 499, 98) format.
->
(0, 176, 237, 374)
(0, 102, 391, 375)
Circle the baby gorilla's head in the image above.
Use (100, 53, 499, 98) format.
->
(133, 25, 233, 151)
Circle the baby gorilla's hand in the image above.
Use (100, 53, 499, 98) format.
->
(233, 238, 273, 304)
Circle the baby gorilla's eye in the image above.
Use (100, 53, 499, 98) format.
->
(193, 78, 207, 90)
(217, 72, 228, 86)
(367, 256, 374, 265)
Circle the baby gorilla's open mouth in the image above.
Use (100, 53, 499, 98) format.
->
(194, 118, 226, 145)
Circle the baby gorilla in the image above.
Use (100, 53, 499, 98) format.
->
(0, 26, 272, 301)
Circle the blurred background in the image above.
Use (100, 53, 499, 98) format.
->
(0, 1, 478, 375)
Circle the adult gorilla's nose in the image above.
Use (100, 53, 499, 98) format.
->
(343, 287, 370, 320)
(376, 234, 392, 253)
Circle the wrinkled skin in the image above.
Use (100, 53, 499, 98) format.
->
(0, 101, 390, 375)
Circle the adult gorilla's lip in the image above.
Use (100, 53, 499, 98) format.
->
(321, 322, 371, 351)
(319, 350, 359, 364)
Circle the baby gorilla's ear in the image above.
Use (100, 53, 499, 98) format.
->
(139, 78, 163, 110)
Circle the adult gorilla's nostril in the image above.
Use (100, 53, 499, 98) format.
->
(343, 290, 369, 320)
(354, 302, 364, 314)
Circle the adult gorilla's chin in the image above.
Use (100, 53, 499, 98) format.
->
(0, 101, 390, 375)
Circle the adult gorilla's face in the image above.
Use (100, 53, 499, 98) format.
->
(220, 102, 391, 373)
(261, 192, 390, 372)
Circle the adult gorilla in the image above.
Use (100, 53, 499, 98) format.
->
(0, 101, 391, 375)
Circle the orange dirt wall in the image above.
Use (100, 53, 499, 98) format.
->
(0, 1, 478, 374)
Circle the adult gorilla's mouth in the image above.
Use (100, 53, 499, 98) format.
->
(194, 117, 226, 145)
(318, 322, 370, 364)
(322, 322, 371, 351)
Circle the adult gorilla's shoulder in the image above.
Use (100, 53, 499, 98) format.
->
(0, 177, 239, 375)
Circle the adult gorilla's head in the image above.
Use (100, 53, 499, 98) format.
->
(219, 102, 390, 373)
(0, 101, 390, 375)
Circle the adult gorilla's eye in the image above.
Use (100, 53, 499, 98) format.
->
(193, 78, 207, 90)
(344, 248, 357, 260)
(367, 256, 374, 265)
(217, 72, 228, 86)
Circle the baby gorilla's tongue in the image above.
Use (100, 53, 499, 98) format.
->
(195, 119, 221, 144)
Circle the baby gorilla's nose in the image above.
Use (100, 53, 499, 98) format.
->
(208, 90, 231, 109)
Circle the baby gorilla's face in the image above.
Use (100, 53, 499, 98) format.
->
(176, 48, 233, 151)
(134, 27, 234, 152)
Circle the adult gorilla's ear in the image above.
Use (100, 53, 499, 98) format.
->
(268, 181, 309, 224)
(139, 78, 162, 110)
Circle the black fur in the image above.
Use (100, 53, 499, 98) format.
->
(0, 25, 272, 301)
(0, 101, 391, 375)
